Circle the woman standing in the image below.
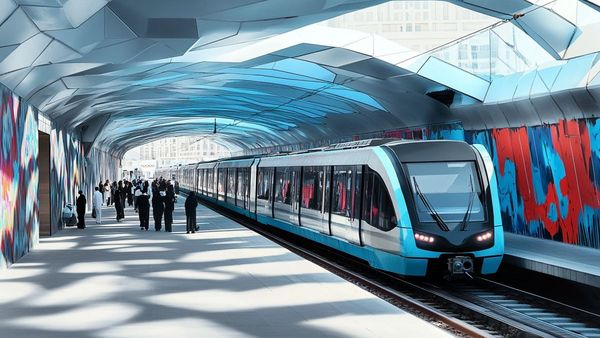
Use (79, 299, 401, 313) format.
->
(137, 187, 150, 230)
(114, 181, 125, 221)
(151, 181, 164, 231)
(184, 191, 198, 234)
(127, 181, 134, 207)
(104, 180, 111, 205)
(76, 190, 86, 229)
(98, 182, 105, 205)
(163, 183, 175, 232)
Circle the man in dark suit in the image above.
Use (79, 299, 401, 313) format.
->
(76, 190, 86, 229)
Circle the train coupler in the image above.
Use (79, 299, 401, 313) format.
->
(446, 256, 474, 280)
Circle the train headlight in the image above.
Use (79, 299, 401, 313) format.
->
(414, 233, 435, 243)
(476, 231, 493, 242)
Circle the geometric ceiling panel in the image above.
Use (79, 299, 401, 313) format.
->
(0, 8, 39, 48)
(1, 0, 600, 157)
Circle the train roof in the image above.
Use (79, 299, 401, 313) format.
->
(164, 138, 469, 169)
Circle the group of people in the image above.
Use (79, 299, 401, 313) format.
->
(133, 177, 177, 232)
(74, 177, 199, 234)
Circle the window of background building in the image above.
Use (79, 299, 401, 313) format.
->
(38, 113, 51, 134)
(415, 23, 428, 32)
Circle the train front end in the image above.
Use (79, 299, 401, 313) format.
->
(387, 141, 504, 278)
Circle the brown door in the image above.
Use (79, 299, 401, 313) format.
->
(38, 131, 51, 236)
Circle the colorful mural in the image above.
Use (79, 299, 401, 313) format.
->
(1, 86, 39, 269)
(50, 128, 86, 231)
(409, 119, 600, 250)
(465, 120, 600, 249)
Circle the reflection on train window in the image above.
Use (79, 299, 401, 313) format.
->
(275, 167, 299, 206)
(206, 169, 214, 196)
(236, 168, 249, 209)
(362, 168, 397, 231)
(257, 168, 274, 202)
(302, 166, 325, 211)
(198, 169, 204, 193)
(406, 161, 484, 225)
(227, 168, 236, 199)
(332, 166, 362, 218)
(218, 168, 227, 201)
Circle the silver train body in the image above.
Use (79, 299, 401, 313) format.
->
(156, 139, 504, 277)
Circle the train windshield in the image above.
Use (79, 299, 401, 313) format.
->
(406, 161, 484, 228)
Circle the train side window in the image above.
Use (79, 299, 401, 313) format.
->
(257, 168, 274, 202)
(332, 166, 351, 217)
(236, 168, 245, 208)
(218, 168, 227, 200)
(204, 169, 208, 195)
(332, 165, 362, 219)
(354, 166, 362, 221)
(227, 168, 236, 200)
(202, 169, 207, 194)
(362, 168, 397, 231)
(301, 166, 325, 211)
(275, 167, 299, 205)
(206, 170, 213, 196)
(198, 169, 203, 193)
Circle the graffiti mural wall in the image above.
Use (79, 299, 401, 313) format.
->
(50, 128, 86, 232)
(465, 120, 600, 249)
(412, 119, 600, 250)
(0, 86, 39, 269)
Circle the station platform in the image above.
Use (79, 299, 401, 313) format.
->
(0, 201, 451, 338)
(504, 233, 600, 288)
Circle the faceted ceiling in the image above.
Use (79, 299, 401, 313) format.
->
(1, 0, 600, 155)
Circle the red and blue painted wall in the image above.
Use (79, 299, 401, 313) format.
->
(413, 119, 600, 250)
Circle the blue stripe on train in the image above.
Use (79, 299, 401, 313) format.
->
(190, 189, 502, 276)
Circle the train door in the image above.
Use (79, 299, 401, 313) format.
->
(360, 167, 398, 252)
(250, 161, 258, 218)
(273, 167, 300, 225)
(256, 166, 274, 218)
(300, 166, 329, 234)
(330, 165, 362, 244)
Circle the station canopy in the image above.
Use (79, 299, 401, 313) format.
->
(1, 0, 600, 155)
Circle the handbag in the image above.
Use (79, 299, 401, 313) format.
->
(92, 208, 96, 218)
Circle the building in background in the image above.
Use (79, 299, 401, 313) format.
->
(321, 1, 495, 53)
(319, 1, 498, 76)
(122, 136, 230, 178)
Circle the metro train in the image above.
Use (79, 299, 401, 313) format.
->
(156, 139, 504, 277)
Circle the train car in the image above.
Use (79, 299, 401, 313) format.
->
(181, 139, 504, 277)
(179, 163, 197, 192)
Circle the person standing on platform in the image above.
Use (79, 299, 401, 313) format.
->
(185, 191, 198, 234)
(152, 181, 165, 231)
(127, 181, 134, 207)
(111, 181, 117, 206)
(76, 190, 86, 229)
(121, 180, 127, 209)
(138, 188, 150, 230)
(93, 186, 103, 224)
(105, 181, 111, 205)
(114, 181, 125, 222)
(134, 183, 142, 212)
(163, 183, 175, 232)
(98, 182, 105, 205)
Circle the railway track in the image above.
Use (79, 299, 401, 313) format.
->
(199, 199, 600, 337)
